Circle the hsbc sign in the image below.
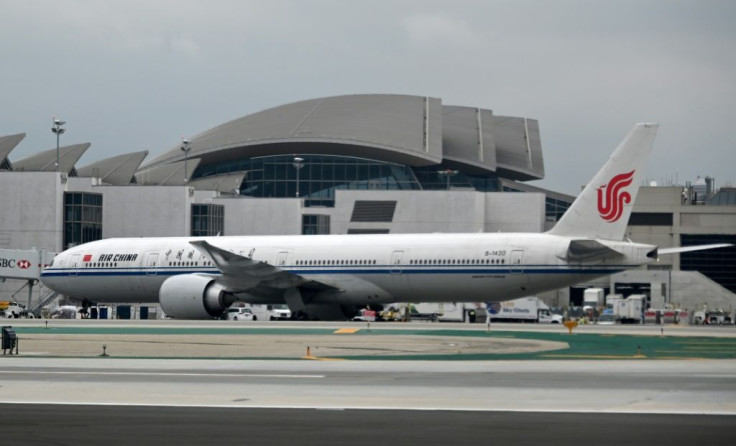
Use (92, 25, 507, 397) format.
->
(0, 258, 32, 269)
(0, 249, 51, 280)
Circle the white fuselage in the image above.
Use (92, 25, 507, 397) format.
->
(40, 233, 654, 306)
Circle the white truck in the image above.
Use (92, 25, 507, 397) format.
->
(373, 302, 478, 322)
(583, 288, 605, 309)
(408, 302, 477, 322)
(487, 297, 563, 324)
(352, 308, 379, 322)
(245, 304, 291, 321)
(613, 294, 646, 324)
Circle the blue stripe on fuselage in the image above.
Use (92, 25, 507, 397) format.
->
(40, 265, 632, 278)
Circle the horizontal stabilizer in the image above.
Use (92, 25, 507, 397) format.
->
(563, 239, 623, 262)
(658, 243, 733, 255)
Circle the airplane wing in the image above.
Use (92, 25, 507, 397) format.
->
(189, 240, 337, 293)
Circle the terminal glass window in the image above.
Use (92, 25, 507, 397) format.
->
(194, 154, 420, 207)
(302, 215, 330, 235)
(413, 166, 474, 190)
(545, 197, 572, 222)
(64, 192, 103, 249)
(192, 204, 224, 237)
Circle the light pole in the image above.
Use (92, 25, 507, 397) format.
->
(437, 169, 458, 190)
(180, 139, 191, 183)
(293, 157, 304, 198)
(51, 117, 66, 172)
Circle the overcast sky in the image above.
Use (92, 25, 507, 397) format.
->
(1, 0, 734, 194)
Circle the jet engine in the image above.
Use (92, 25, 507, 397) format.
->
(159, 274, 234, 319)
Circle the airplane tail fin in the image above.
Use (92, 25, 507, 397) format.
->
(548, 123, 659, 241)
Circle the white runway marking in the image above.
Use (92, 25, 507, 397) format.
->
(0, 400, 732, 416)
(0, 370, 325, 379)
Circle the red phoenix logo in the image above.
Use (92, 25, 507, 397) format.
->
(17, 260, 31, 269)
(597, 170, 635, 222)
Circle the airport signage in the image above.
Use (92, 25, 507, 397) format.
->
(0, 249, 49, 280)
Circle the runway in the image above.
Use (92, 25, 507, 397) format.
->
(1, 320, 735, 444)
(2, 405, 733, 446)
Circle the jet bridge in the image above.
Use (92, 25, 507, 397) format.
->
(1, 248, 56, 312)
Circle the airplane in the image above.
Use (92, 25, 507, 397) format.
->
(40, 123, 731, 319)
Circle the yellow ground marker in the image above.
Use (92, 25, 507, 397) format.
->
(301, 355, 345, 361)
(302, 346, 346, 360)
(334, 328, 360, 334)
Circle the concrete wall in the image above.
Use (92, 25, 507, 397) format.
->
(0, 172, 63, 303)
(0, 172, 64, 252)
(324, 189, 545, 235)
(67, 177, 197, 238)
(628, 186, 736, 270)
(101, 186, 195, 237)
(218, 197, 302, 235)
(484, 192, 546, 233)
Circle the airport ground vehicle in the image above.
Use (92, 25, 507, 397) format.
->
(692, 309, 733, 325)
(352, 308, 379, 322)
(408, 302, 477, 322)
(596, 313, 617, 325)
(583, 288, 605, 310)
(612, 294, 646, 324)
(246, 304, 291, 321)
(0, 301, 35, 318)
(0, 302, 25, 318)
(379, 305, 406, 321)
(487, 297, 563, 323)
(644, 308, 688, 324)
(352, 303, 477, 322)
(226, 307, 255, 321)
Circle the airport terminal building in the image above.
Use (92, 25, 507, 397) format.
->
(1, 94, 734, 315)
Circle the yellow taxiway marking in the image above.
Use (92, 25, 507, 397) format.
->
(656, 349, 735, 354)
(680, 346, 736, 350)
(542, 354, 648, 359)
(334, 328, 360, 334)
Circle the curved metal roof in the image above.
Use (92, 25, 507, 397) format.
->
(143, 94, 444, 170)
(77, 150, 149, 185)
(136, 159, 200, 186)
(441, 106, 497, 175)
(188, 172, 246, 194)
(492, 116, 545, 181)
(12, 143, 90, 174)
(139, 94, 544, 181)
(0, 133, 26, 170)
